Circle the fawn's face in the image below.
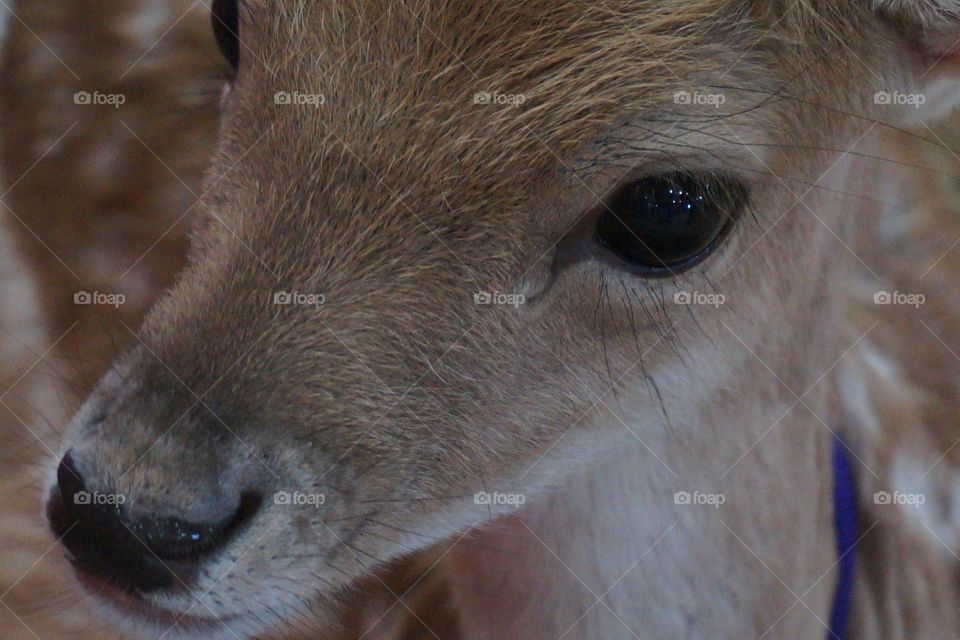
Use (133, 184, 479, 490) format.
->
(45, 0, 958, 637)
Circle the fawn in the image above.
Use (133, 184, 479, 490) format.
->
(13, 0, 960, 638)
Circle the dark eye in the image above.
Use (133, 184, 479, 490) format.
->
(595, 173, 746, 274)
(211, 0, 240, 72)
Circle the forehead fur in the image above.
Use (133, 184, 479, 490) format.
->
(172, 0, 894, 353)
(224, 0, 877, 195)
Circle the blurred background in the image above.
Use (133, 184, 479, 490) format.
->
(0, 1, 221, 637)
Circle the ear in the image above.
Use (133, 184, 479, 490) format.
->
(871, 0, 960, 123)
(874, 0, 960, 23)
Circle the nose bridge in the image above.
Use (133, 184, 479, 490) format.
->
(70, 433, 231, 527)
(68, 377, 238, 524)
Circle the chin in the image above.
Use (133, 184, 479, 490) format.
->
(73, 571, 259, 640)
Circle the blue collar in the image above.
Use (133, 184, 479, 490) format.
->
(828, 436, 858, 640)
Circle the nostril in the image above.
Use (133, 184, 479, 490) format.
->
(48, 449, 263, 592)
(54, 451, 85, 513)
(57, 451, 85, 500)
(47, 451, 88, 539)
(128, 491, 263, 561)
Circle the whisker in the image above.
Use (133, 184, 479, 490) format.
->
(705, 83, 952, 151)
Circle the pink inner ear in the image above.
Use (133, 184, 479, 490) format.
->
(921, 28, 960, 73)
(921, 52, 960, 83)
(903, 28, 960, 124)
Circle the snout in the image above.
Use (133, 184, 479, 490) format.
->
(46, 450, 262, 594)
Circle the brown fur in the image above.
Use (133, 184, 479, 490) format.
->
(1, 1, 959, 639)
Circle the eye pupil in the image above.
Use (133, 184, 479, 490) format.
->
(595, 173, 744, 273)
(212, 0, 240, 72)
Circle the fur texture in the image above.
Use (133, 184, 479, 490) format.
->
(0, 1, 959, 639)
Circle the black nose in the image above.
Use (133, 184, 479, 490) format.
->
(47, 451, 261, 593)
